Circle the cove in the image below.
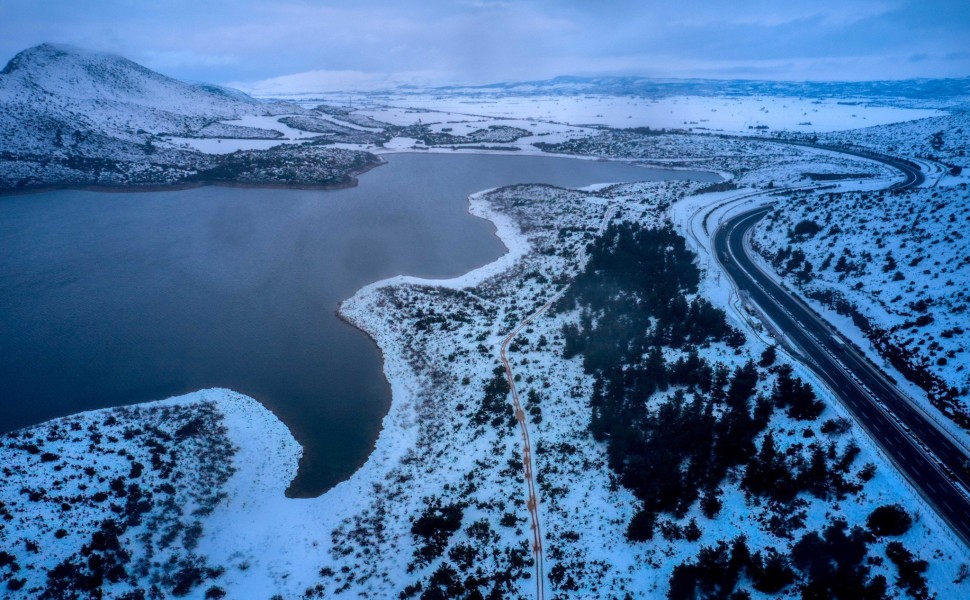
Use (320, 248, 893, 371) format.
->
(0, 152, 719, 497)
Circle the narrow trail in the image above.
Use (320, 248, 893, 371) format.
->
(499, 204, 618, 600)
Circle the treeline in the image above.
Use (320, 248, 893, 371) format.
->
(556, 223, 876, 596)
(557, 224, 926, 598)
(670, 505, 923, 600)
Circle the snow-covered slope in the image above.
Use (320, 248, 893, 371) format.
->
(1, 44, 261, 115)
(819, 111, 970, 185)
(0, 44, 378, 192)
(0, 43, 300, 146)
(751, 186, 970, 429)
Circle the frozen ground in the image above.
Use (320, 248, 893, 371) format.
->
(3, 178, 967, 598)
(300, 93, 944, 134)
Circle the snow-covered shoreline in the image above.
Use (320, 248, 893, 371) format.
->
(4, 171, 969, 598)
(5, 76, 970, 596)
(0, 153, 387, 197)
(0, 179, 536, 597)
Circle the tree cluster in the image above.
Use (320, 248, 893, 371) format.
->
(669, 516, 910, 600)
(557, 224, 784, 537)
(669, 536, 796, 599)
(410, 499, 465, 567)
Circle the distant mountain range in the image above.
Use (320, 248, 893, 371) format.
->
(432, 75, 970, 104)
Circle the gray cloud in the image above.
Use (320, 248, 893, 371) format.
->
(0, 0, 967, 90)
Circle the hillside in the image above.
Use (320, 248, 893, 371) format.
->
(0, 44, 377, 191)
(818, 111, 970, 184)
(751, 186, 970, 430)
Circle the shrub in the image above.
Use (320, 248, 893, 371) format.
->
(867, 505, 912, 537)
(749, 549, 795, 593)
(626, 510, 655, 542)
(792, 219, 822, 237)
(791, 520, 881, 599)
(759, 345, 777, 368)
(886, 541, 929, 599)
(411, 501, 464, 563)
(820, 418, 851, 435)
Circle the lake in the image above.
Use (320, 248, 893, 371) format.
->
(0, 152, 719, 497)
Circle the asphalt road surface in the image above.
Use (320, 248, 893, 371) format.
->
(715, 206, 970, 548)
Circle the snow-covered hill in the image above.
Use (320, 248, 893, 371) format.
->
(0, 44, 377, 192)
(1, 44, 265, 115)
(0, 43, 294, 151)
(819, 111, 970, 185)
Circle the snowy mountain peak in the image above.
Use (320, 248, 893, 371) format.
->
(0, 43, 317, 167)
(0, 43, 261, 114)
(0, 43, 93, 75)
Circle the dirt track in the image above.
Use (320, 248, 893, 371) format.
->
(499, 203, 617, 600)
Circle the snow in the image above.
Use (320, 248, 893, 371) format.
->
(345, 94, 943, 133)
(4, 45, 970, 597)
(164, 115, 347, 154)
(6, 175, 968, 598)
(819, 110, 970, 187)
(748, 185, 970, 440)
(165, 137, 289, 154)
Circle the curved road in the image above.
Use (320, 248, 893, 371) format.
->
(734, 136, 926, 190)
(714, 197, 970, 547)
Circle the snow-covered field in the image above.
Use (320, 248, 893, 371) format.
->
(3, 178, 967, 598)
(320, 93, 944, 134)
(0, 390, 256, 597)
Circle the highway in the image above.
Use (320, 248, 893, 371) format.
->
(743, 136, 926, 189)
(714, 206, 970, 548)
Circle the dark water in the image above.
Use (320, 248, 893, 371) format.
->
(0, 153, 718, 496)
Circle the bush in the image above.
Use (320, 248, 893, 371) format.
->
(792, 219, 822, 237)
(411, 501, 464, 563)
(759, 345, 777, 367)
(886, 541, 929, 599)
(626, 510, 656, 542)
(700, 491, 722, 519)
(684, 519, 702, 542)
(867, 505, 912, 537)
(772, 365, 824, 421)
(171, 564, 205, 597)
(667, 538, 750, 599)
(749, 549, 795, 593)
(791, 520, 881, 599)
(820, 418, 851, 435)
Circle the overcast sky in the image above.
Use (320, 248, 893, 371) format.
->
(2, 0, 968, 92)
